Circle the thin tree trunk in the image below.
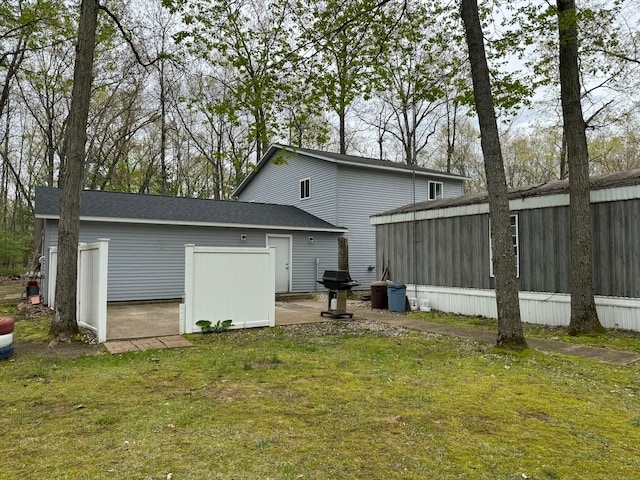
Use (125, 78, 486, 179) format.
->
(557, 0, 604, 335)
(339, 107, 346, 155)
(50, 0, 99, 341)
(159, 58, 168, 195)
(461, 0, 526, 349)
(446, 98, 458, 174)
(559, 129, 568, 179)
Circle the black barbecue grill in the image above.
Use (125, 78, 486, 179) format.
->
(317, 270, 359, 318)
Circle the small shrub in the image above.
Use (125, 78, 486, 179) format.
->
(255, 437, 272, 452)
(196, 319, 233, 334)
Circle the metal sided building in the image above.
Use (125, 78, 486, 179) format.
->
(35, 187, 346, 304)
(234, 144, 467, 289)
(372, 169, 640, 332)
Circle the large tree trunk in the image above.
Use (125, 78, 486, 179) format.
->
(50, 0, 99, 341)
(460, 0, 526, 350)
(557, 0, 605, 335)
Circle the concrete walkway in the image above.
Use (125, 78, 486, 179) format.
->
(279, 299, 640, 365)
(103, 335, 193, 354)
(346, 304, 640, 366)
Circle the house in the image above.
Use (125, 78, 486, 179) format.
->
(372, 169, 640, 331)
(35, 187, 346, 304)
(234, 144, 467, 288)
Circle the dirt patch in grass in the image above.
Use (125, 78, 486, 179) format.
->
(0, 275, 24, 299)
(12, 338, 99, 358)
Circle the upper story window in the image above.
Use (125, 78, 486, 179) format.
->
(300, 178, 310, 199)
(428, 181, 443, 200)
(489, 214, 520, 278)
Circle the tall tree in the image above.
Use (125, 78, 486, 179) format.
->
(167, 0, 297, 163)
(373, 0, 452, 166)
(556, 0, 605, 335)
(460, 0, 526, 350)
(297, 0, 397, 154)
(50, 0, 99, 341)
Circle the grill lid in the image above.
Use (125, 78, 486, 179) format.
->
(322, 270, 353, 283)
(317, 270, 359, 289)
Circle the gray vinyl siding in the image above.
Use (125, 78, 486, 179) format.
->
(238, 154, 339, 225)
(41, 220, 340, 302)
(238, 151, 465, 289)
(291, 232, 339, 293)
(338, 165, 430, 287)
(337, 165, 464, 287)
(376, 197, 640, 299)
(443, 180, 464, 198)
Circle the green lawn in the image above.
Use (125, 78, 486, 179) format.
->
(1, 311, 639, 479)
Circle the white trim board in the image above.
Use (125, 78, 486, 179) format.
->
(35, 214, 347, 233)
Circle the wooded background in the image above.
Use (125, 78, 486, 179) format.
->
(1, 0, 639, 273)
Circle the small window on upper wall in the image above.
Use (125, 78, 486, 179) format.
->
(428, 181, 443, 200)
(300, 178, 310, 199)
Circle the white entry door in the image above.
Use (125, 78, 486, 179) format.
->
(266, 235, 291, 293)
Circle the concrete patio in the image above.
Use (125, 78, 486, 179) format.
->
(106, 297, 327, 341)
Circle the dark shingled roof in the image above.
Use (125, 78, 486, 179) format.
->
(373, 168, 640, 217)
(288, 145, 468, 177)
(35, 186, 346, 232)
(234, 144, 468, 196)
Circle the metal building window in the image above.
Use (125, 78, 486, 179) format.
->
(428, 181, 443, 200)
(489, 214, 519, 278)
(300, 178, 310, 199)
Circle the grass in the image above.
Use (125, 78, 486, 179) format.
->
(410, 311, 640, 354)
(1, 307, 640, 479)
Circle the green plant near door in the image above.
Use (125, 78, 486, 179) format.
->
(195, 319, 233, 333)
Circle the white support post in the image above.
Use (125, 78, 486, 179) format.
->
(268, 246, 276, 327)
(76, 243, 85, 325)
(184, 244, 195, 334)
(48, 247, 58, 308)
(95, 239, 110, 343)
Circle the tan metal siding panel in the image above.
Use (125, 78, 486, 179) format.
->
(592, 199, 640, 298)
(380, 197, 640, 299)
(518, 206, 570, 293)
(376, 214, 490, 290)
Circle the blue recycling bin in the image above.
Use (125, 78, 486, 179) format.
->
(387, 283, 407, 312)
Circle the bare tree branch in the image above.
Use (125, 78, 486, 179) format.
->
(98, 4, 161, 69)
